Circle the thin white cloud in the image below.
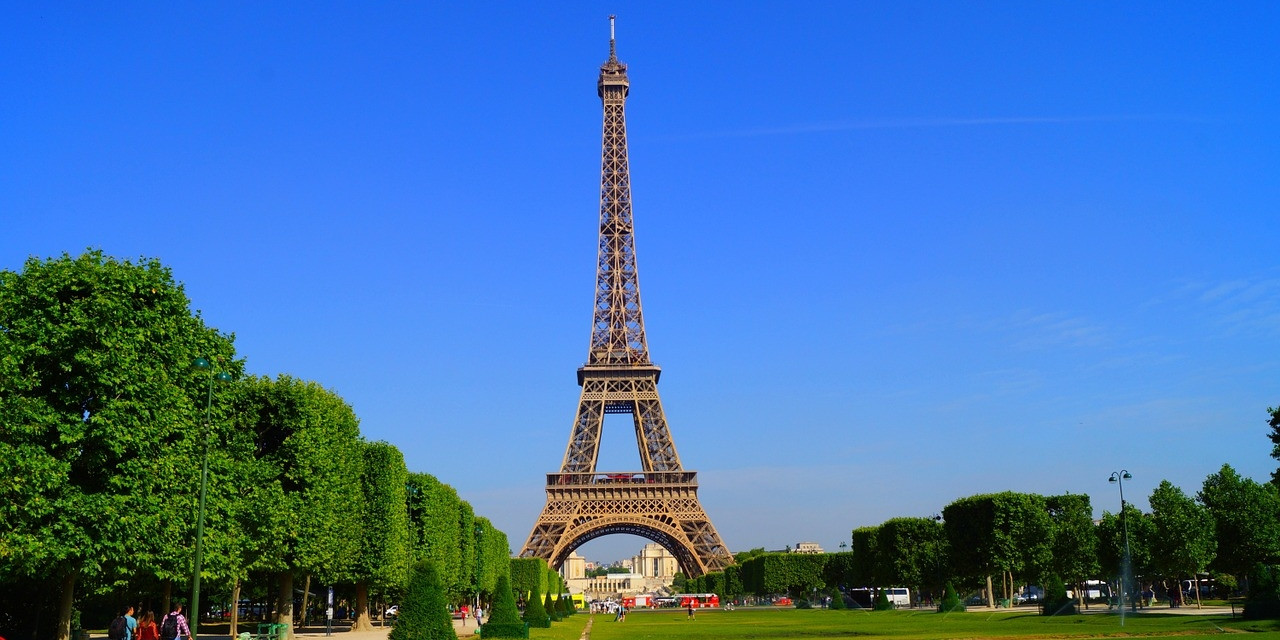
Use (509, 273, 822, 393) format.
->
(658, 114, 1213, 141)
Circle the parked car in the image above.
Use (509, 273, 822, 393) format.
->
(385, 606, 398, 619)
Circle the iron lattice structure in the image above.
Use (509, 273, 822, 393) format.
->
(519, 18, 732, 577)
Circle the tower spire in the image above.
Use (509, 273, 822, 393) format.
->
(609, 14, 617, 62)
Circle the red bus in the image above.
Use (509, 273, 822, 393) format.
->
(677, 593, 720, 608)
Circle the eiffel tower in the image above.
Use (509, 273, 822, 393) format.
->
(518, 17, 732, 577)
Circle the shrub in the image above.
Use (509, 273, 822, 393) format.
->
(555, 594, 570, 617)
(522, 583, 550, 628)
(796, 598, 813, 609)
(938, 583, 964, 613)
(1244, 564, 1280, 620)
(544, 593, 560, 622)
(874, 589, 894, 611)
(390, 560, 458, 640)
(829, 590, 847, 610)
(1041, 574, 1076, 616)
(480, 575, 527, 638)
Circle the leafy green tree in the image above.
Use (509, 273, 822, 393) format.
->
(480, 574, 526, 638)
(1045, 494, 1098, 606)
(822, 552, 854, 592)
(406, 473, 466, 598)
(745, 553, 826, 598)
(0, 250, 240, 640)
(850, 527, 880, 587)
(943, 492, 1052, 607)
(1148, 480, 1216, 607)
(351, 441, 411, 630)
(1244, 563, 1280, 620)
(390, 560, 457, 640)
(828, 585, 847, 609)
(876, 517, 946, 600)
(458, 501, 477, 600)
(231, 374, 364, 631)
(1199, 463, 1280, 587)
(508, 558, 548, 601)
(1096, 503, 1155, 601)
(671, 572, 687, 592)
(472, 517, 510, 599)
(734, 547, 767, 564)
(723, 565, 744, 598)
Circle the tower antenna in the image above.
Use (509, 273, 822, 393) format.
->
(609, 15, 617, 61)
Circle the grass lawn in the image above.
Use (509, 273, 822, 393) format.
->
(538, 607, 1280, 640)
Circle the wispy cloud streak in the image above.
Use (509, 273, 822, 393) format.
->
(658, 114, 1213, 141)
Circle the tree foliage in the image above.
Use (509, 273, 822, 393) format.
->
(850, 527, 880, 587)
(508, 558, 548, 598)
(1044, 493, 1098, 588)
(739, 553, 826, 597)
(1198, 463, 1280, 580)
(0, 250, 239, 638)
(1096, 503, 1155, 580)
(1148, 480, 1216, 588)
(521, 582, 549, 628)
(1268, 406, 1280, 487)
(876, 517, 945, 596)
(942, 492, 1051, 591)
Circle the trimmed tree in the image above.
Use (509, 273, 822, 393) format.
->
(543, 592, 559, 622)
(1149, 480, 1216, 608)
(522, 582, 550, 628)
(1199, 464, 1280, 589)
(351, 441, 412, 631)
(938, 583, 964, 613)
(480, 574, 527, 638)
(390, 560, 457, 640)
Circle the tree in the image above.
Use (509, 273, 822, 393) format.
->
(480, 574, 526, 638)
(671, 572, 687, 592)
(406, 473, 466, 598)
(351, 441, 412, 630)
(875, 517, 946, 601)
(472, 517, 511, 599)
(1096, 503, 1155, 601)
(943, 492, 1052, 608)
(521, 582, 549, 628)
(1198, 463, 1280, 587)
(508, 558, 548, 601)
(1148, 480, 1216, 607)
(850, 527, 880, 588)
(390, 560, 457, 640)
(230, 375, 364, 634)
(1045, 494, 1098, 606)
(0, 250, 240, 640)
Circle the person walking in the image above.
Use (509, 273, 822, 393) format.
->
(136, 612, 159, 640)
(687, 603, 695, 620)
(159, 604, 190, 640)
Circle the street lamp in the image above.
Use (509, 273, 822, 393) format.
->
(191, 357, 232, 640)
(1108, 470, 1133, 622)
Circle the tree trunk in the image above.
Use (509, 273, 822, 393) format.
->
(985, 575, 995, 609)
(299, 574, 311, 629)
(276, 571, 294, 640)
(230, 578, 241, 638)
(1194, 575, 1203, 609)
(351, 581, 374, 632)
(58, 570, 76, 640)
(162, 580, 173, 623)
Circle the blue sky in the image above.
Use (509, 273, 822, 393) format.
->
(4, 3, 1278, 564)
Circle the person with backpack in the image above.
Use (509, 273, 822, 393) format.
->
(159, 604, 190, 640)
(108, 606, 137, 640)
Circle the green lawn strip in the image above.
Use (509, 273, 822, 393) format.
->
(580, 608, 1280, 640)
(529, 612, 590, 640)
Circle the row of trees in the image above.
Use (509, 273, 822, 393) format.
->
(0, 251, 510, 640)
(684, 463, 1279, 615)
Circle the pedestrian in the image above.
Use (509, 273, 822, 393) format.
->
(159, 604, 190, 640)
(475, 607, 483, 626)
(125, 606, 138, 640)
(687, 603, 695, 620)
(136, 612, 159, 640)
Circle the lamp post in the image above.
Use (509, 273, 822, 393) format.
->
(1108, 470, 1133, 623)
(191, 357, 231, 640)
